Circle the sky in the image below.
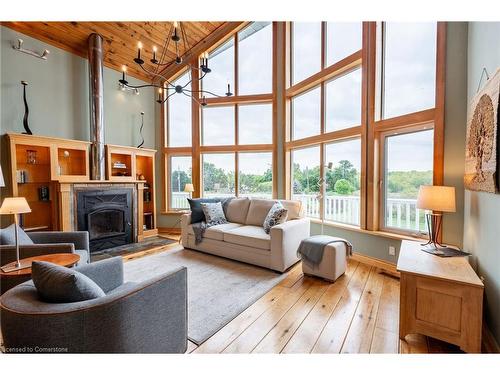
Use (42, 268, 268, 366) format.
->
(167, 22, 437, 181)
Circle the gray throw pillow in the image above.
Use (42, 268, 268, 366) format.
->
(201, 202, 228, 227)
(32, 261, 106, 303)
(263, 202, 288, 234)
(0, 224, 34, 245)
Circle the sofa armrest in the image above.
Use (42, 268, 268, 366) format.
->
(0, 243, 75, 266)
(76, 257, 124, 293)
(28, 231, 90, 251)
(270, 218, 310, 272)
(180, 214, 191, 247)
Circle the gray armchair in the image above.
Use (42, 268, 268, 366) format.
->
(0, 257, 188, 353)
(0, 231, 90, 294)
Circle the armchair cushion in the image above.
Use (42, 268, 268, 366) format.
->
(32, 261, 105, 303)
(0, 224, 34, 245)
(245, 199, 276, 226)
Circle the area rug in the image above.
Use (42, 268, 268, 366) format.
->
(123, 247, 287, 345)
(90, 236, 176, 262)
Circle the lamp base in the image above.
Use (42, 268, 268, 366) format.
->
(1, 260, 30, 273)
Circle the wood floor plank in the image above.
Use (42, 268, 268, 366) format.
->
(193, 285, 289, 353)
(311, 263, 372, 353)
(370, 275, 400, 353)
(222, 278, 314, 353)
(340, 267, 385, 353)
(281, 261, 359, 353)
(252, 279, 330, 353)
(278, 263, 304, 288)
(371, 328, 400, 353)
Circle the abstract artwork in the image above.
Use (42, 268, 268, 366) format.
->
(464, 68, 500, 193)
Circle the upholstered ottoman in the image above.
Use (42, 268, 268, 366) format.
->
(302, 242, 348, 282)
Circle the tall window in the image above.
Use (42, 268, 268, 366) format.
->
(167, 71, 192, 147)
(162, 22, 275, 209)
(288, 21, 363, 225)
(383, 129, 434, 233)
(381, 22, 437, 119)
(170, 156, 192, 209)
(286, 21, 443, 236)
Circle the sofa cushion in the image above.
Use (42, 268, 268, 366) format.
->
(201, 202, 228, 226)
(224, 225, 271, 250)
(188, 198, 220, 224)
(0, 224, 34, 245)
(263, 202, 288, 234)
(279, 200, 303, 220)
(245, 199, 277, 226)
(31, 261, 105, 303)
(225, 197, 251, 224)
(187, 223, 242, 241)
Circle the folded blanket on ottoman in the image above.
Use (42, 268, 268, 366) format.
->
(297, 235, 352, 268)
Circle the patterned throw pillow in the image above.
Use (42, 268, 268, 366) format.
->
(263, 202, 288, 234)
(201, 202, 228, 227)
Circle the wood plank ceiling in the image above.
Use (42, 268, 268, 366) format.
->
(2, 22, 226, 81)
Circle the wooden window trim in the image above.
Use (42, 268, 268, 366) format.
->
(378, 123, 436, 237)
(162, 22, 277, 209)
(366, 22, 446, 236)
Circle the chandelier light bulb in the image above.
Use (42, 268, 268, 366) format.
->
(138, 41, 143, 49)
(122, 65, 127, 72)
(173, 21, 178, 28)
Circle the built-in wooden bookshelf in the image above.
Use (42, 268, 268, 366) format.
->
(106, 144, 158, 239)
(6, 134, 158, 240)
(7, 133, 91, 232)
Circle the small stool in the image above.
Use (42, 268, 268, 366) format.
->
(302, 242, 347, 282)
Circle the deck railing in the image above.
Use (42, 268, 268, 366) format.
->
(171, 192, 425, 231)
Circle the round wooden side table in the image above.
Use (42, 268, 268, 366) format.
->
(0, 253, 80, 278)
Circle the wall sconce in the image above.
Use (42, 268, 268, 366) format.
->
(13, 39, 49, 60)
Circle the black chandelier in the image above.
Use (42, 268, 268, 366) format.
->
(118, 21, 232, 106)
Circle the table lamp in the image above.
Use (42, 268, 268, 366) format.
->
(416, 185, 456, 251)
(184, 183, 194, 199)
(0, 197, 32, 270)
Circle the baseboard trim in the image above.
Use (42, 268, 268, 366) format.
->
(350, 252, 400, 278)
(158, 227, 181, 235)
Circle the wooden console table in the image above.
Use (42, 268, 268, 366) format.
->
(397, 240, 484, 353)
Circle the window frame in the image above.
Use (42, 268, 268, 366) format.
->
(286, 21, 364, 228)
(167, 154, 193, 211)
(162, 22, 277, 212)
(378, 124, 435, 237)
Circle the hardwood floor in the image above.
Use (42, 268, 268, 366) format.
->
(190, 259, 463, 354)
(0, 235, 465, 354)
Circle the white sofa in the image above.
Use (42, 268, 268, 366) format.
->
(181, 198, 310, 272)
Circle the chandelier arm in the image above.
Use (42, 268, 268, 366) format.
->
(160, 90, 178, 104)
(138, 64, 175, 88)
(154, 23, 173, 75)
(182, 91, 203, 106)
(123, 82, 173, 90)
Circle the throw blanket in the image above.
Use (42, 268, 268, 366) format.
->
(297, 235, 353, 268)
(191, 221, 207, 245)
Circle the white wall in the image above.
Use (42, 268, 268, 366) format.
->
(463, 22, 500, 343)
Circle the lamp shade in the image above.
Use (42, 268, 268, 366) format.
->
(183, 183, 194, 193)
(0, 165, 4, 187)
(416, 185, 456, 213)
(0, 197, 32, 215)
